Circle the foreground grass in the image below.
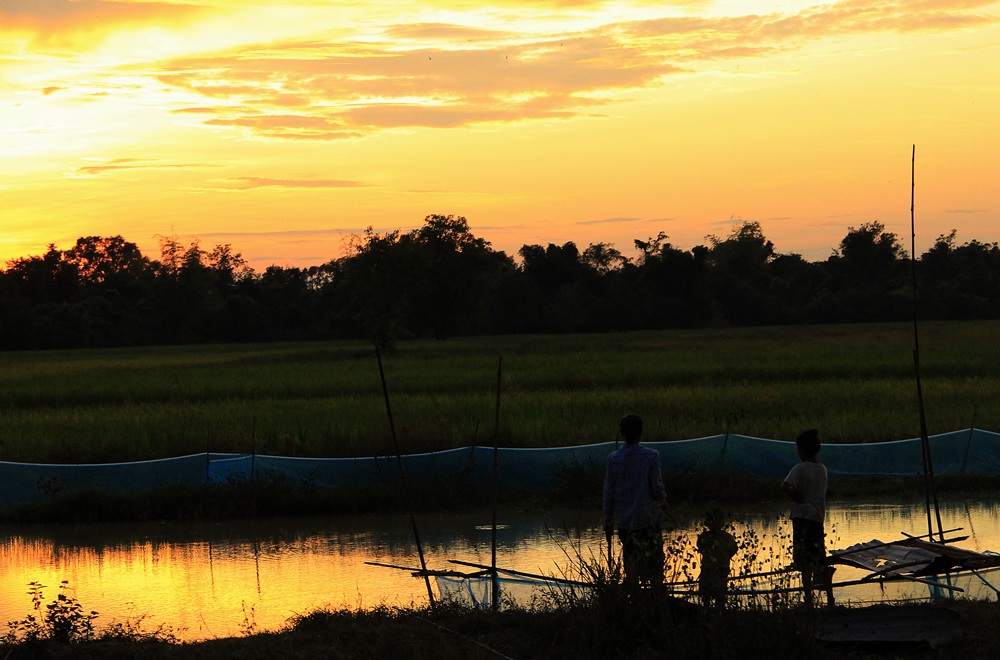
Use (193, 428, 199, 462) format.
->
(0, 321, 998, 464)
(2, 564, 997, 659)
(2, 599, 998, 660)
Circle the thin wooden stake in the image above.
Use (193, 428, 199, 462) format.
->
(491, 355, 503, 613)
(376, 346, 436, 609)
(250, 415, 256, 480)
(910, 144, 944, 543)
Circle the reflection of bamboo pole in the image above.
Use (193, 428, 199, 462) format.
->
(252, 538, 261, 595)
(375, 346, 435, 609)
(491, 356, 503, 613)
(208, 538, 216, 596)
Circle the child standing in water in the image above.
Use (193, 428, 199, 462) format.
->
(696, 508, 738, 609)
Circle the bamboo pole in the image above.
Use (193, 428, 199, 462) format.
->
(365, 560, 485, 578)
(734, 574, 965, 596)
(250, 415, 256, 480)
(909, 144, 945, 543)
(491, 356, 503, 613)
(448, 560, 593, 587)
(376, 346, 436, 609)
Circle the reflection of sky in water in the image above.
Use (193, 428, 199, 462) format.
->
(2, 498, 998, 641)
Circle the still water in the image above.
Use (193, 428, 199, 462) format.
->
(2, 497, 999, 640)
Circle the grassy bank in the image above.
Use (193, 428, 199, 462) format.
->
(2, 591, 998, 659)
(1, 321, 998, 465)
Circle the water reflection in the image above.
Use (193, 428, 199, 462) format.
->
(2, 498, 998, 641)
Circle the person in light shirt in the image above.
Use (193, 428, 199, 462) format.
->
(781, 428, 835, 607)
(603, 413, 668, 598)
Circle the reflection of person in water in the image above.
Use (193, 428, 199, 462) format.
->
(603, 413, 668, 597)
(781, 428, 836, 607)
(696, 509, 738, 609)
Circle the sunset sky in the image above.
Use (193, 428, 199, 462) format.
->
(2, 0, 998, 272)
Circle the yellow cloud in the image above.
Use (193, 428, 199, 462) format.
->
(122, 1, 997, 142)
(0, 0, 208, 43)
(2, 0, 999, 269)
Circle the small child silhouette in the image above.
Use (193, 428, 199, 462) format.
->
(696, 508, 738, 609)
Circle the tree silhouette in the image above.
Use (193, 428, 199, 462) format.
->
(825, 222, 910, 322)
(406, 214, 512, 339)
(920, 231, 1000, 319)
(706, 220, 776, 325)
(0, 218, 996, 350)
(63, 236, 150, 287)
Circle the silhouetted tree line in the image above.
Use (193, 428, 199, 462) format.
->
(1, 215, 998, 349)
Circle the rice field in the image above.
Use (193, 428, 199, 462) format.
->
(1, 320, 998, 464)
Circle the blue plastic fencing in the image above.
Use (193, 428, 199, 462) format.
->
(1, 429, 998, 505)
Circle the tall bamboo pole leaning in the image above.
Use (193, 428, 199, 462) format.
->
(491, 355, 503, 613)
(909, 145, 945, 543)
(375, 346, 436, 609)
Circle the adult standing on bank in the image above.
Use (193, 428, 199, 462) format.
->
(603, 413, 668, 597)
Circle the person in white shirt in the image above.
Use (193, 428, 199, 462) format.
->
(781, 428, 835, 607)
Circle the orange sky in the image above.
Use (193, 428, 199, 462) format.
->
(2, 0, 998, 272)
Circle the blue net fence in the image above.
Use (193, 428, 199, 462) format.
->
(1, 428, 998, 506)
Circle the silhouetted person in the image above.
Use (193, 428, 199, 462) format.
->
(781, 428, 835, 607)
(603, 413, 668, 598)
(696, 508, 738, 609)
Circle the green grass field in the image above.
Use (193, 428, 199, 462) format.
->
(1, 321, 998, 464)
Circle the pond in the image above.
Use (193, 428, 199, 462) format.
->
(2, 496, 999, 641)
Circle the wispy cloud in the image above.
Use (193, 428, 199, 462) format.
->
(222, 177, 365, 190)
(72, 158, 209, 176)
(197, 227, 368, 239)
(134, 1, 998, 142)
(8, 1, 996, 142)
(203, 113, 362, 140)
(154, 32, 664, 137)
(578, 216, 643, 225)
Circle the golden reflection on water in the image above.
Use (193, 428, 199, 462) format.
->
(2, 498, 998, 641)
